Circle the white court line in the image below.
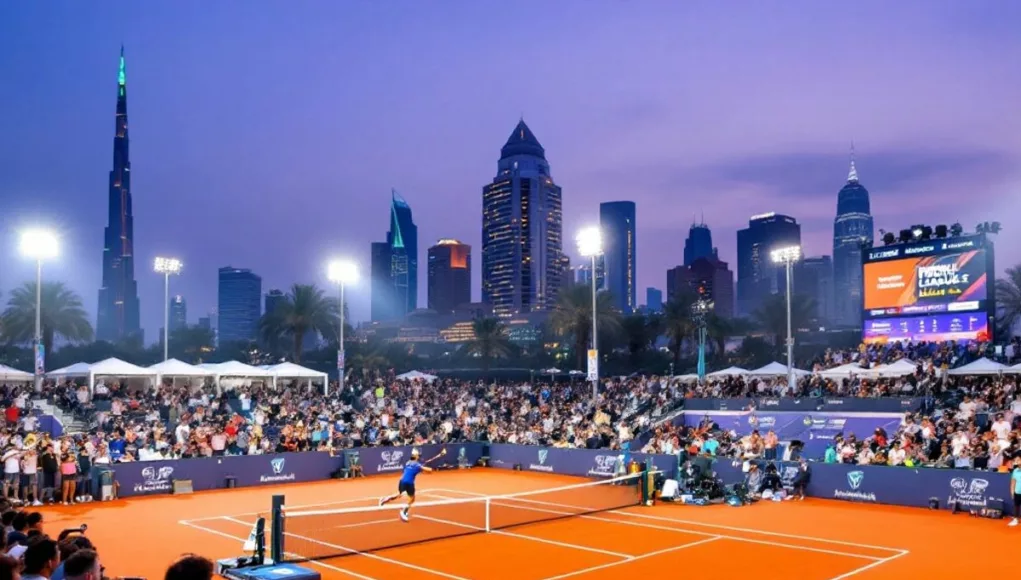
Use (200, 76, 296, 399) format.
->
(223, 516, 469, 580)
(178, 519, 378, 580)
(825, 551, 910, 580)
(426, 488, 887, 561)
(430, 488, 907, 553)
(540, 537, 722, 580)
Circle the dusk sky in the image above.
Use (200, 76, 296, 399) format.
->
(2, 2, 1020, 341)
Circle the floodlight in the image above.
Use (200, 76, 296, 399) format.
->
(770, 246, 801, 264)
(576, 227, 603, 258)
(19, 230, 59, 261)
(154, 257, 183, 275)
(327, 260, 359, 285)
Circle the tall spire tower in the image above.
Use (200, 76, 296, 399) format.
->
(97, 46, 142, 343)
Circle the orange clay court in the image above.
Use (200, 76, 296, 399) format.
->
(36, 469, 1016, 579)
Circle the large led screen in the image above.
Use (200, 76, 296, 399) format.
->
(863, 312, 990, 344)
(863, 249, 988, 317)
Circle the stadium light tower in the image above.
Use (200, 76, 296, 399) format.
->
(576, 226, 603, 400)
(19, 229, 59, 392)
(154, 257, 183, 361)
(327, 259, 358, 394)
(770, 245, 802, 391)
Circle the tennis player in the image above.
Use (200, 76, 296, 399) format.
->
(379, 448, 445, 522)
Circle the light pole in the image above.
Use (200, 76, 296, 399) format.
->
(327, 259, 358, 394)
(154, 257, 183, 361)
(770, 245, 802, 391)
(19, 230, 59, 393)
(691, 293, 713, 384)
(576, 226, 603, 400)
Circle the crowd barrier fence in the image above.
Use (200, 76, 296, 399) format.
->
(486, 443, 678, 479)
(682, 397, 924, 413)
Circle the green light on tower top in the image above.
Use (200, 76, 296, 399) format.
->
(118, 46, 126, 92)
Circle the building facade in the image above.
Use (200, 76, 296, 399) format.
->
(795, 255, 835, 326)
(96, 47, 142, 343)
(427, 239, 472, 313)
(370, 191, 419, 321)
(736, 213, 801, 317)
(666, 257, 735, 319)
(169, 295, 187, 332)
(481, 120, 565, 316)
(217, 267, 262, 344)
(646, 287, 663, 313)
(599, 201, 637, 313)
(683, 221, 715, 266)
(832, 157, 873, 328)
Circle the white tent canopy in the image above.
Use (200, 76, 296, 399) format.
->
(148, 359, 216, 380)
(397, 370, 438, 383)
(816, 362, 874, 379)
(200, 361, 275, 378)
(1010, 363, 1021, 374)
(673, 373, 700, 382)
(871, 359, 920, 378)
(0, 364, 33, 382)
(747, 362, 811, 377)
(542, 368, 562, 374)
(706, 366, 748, 378)
(46, 362, 92, 378)
(948, 357, 1007, 376)
(268, 362, 329, 394)
(87, 358, 157, 392)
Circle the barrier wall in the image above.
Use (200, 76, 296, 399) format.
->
(487, 444, 677, 479)
(682, 397, 923, 413)
(710, 459, 1015, 515)
(110, 443, 484, 498)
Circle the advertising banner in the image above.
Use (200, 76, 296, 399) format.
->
(344, 443, 483, 477)
(679, 411, 905, 458)
(863, 249, 988, 315)
(111, 451, 344, 498)
(680, 398, 923, 413)
(487, 444, 676, 479)
(863, 312, 989, 343)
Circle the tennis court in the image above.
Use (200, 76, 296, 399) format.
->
(36, 468, 1016, 579)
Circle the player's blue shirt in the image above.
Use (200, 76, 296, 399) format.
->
(1012, 468, 1021, 494)
(400, 460, 424, 485)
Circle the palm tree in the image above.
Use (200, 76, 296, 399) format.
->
(549, 285, 622, 369)
(1, 281, 93, 369)
(995, 265, 1021, 335)
(661, 292, 696, 368)
(753, 293, 817, 354)
(621, 314, 658, 369)
(169, 325, 216, 362)
(258, 284, 337, 363)
(465, 317, 513, 375)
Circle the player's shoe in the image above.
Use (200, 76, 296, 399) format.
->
(1009, 518, 1018, 527)
(399, 508, 409, 522)
(378, 496, 386, 506)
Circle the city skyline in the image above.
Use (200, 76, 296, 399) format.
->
(2, 3, 1020, 340)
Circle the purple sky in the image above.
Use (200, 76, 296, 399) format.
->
(2, 2, 1020, 341)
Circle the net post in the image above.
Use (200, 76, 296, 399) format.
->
(485, 497, 491, 532)
(271, 494, 285, 563)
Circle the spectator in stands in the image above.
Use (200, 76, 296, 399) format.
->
(0, 554, 20, 580)
(7, 512, 28, 547)
(2, 448, 21, 503)
(164, 554, 214, 580)
(60, 549, 100, 580)
(38, 446, 57, 506)
(21, 449, 40, 506)
(51, 537, 94, 580)
(59, 453, 76, 505)
(22, 536, 59, 580)
(790, 458, 810, 500)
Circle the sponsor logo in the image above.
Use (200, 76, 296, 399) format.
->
(135, 465, 174, 494)
(869, 249, 900, 260)
(587, 454, 618, 477)
(378, 450, 405, 472)
(529, 448, 554, 472)
(779, 465, 799, 487)
(759, 398, 780, 407)
(834, 470, 877, 502)
(802, 416, 813, 426)
(824, 399, 844, 406)
(948, 477, 991, 508)
(260, 457, 296, 483)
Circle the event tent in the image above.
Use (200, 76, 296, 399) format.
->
(706, 366, 748, 378)
(46, 362, 92, 378)
(871, 359, 920, 378)
(87, 358, 157, 391)
(1011, 363, 1021, 374)
(747, 362, 811, 377)
(268, 362, 329, 394)
(815, 362, 874, 379)
(397, 370, 438, 383)
(148, 359, 216, 384)
(948, 357, 1008, 376)
(0, 364, 33, 382)
(199, 361, 276, 379)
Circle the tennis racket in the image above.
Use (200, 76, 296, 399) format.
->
(423, 448, 448, 465)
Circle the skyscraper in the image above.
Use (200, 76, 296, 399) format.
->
(482, 120, 565, 316)
(832, 153, 874, 328)
(683, 221, 715, 266)
(96, 47, 141, 343)
(646, 288, 663, 313)
(370, 190, 419, 321)
(796, 256, 835, 326)
(169, 295, 187, 331)
(600, 201, 637, 313)
(736, 212, 801, 317)
(427, 239, 471, 313)
(666, 257, 735, 319)
(217, 267, 262, 344)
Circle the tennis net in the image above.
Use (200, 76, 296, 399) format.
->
(275, 471, 649, 561)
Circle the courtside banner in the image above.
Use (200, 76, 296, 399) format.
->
(706, 459, 1013, 515)
(111, 451, 344, 498)
(348, 443, 483, 476)
(487, 444, 676, 479)
(681, 397, 923, 413)
(680, 411, 905, 458)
